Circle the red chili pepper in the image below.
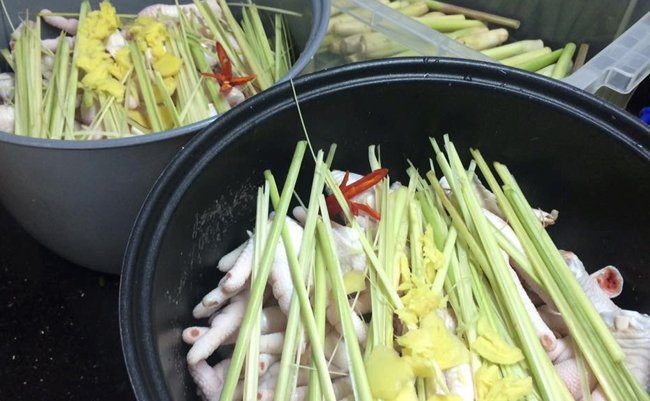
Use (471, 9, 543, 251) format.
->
(201, 42, 256, 93)
(326, 168, 388, 221)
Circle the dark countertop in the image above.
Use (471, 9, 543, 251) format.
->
(0, 207, 135, 401)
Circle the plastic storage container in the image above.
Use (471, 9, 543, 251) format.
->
(320, 0, 650, 102)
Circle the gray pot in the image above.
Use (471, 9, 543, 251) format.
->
(0, 0, 329, 273)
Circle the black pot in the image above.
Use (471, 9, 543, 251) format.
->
(120, 58, 650, 401)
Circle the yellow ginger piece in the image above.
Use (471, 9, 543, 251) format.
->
(130, 16, 169, 59)
(128, 109, 149, 129)
(471, 317, 524, 365)
(153, 53, 182, 77)
(397, 284, 444, 329)
(398, 311, 469, 376)
(76, 1, 125, 101)
(110, 47, 132, 81)
(475, 364, 533, 401)
(366, 346, 414, 400)
(427, 395, 463, 401)
(343, 270, 366, 294)
(389, 382, 419, 401)
(421, 225, 444, 283)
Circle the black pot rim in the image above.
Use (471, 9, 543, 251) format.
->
(119, 57, 650, 401)
(0, 0, 330, 150)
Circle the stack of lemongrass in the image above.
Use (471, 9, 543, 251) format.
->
(183, 137, 649, 401)
(0, 0, 293, 139)
(324, 0, 585, 79)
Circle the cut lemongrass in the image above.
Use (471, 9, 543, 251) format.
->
(307, 248, 327, 401)
(266, 171, 337, 401)
(317, 208, 372, 401)
(218, 142, 308, 401)
(273, 149, 332, 401)
(243, 184, 269, 401)
(426, 0, 520, 29)
(500, 47, 552, 67)
(551, 42, 577, 79)
(440, 139, 573, 401)
(129, 42, 164, 132)
(447, 25, 488, 40)
(415, 16, 484, 32)
(514, 49, 563, 72)
(482, 39, 544, 60)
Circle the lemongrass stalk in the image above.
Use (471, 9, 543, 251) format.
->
(1, 48, 14, 71)
(447, 25, 488, 39)
(171, 23, 210, 121)
(482, 39, 544, 60)
(187, 36, 229, 113)
(441, 142, 573, 401)
(63, 1, 90, 134)
(471, 150, 640, 401)
(571, 43, 589, 73)
(243, 185, 269, 401)
(266, 172, 339, 401)
(190, 0, 246, 74)
(424, 13, 466, 20)
(307, 249, 328, 401)
(576, 348, 593, 401)
(416, 16, 484, 32)
(243, 6, 274, 73)
(459, 28, 508, 50)
(317, 214, 372, 401)
(498, 171, 646, 400)
(128, 42, 163, 132)
(408, 199, 424, 276)
(500, 47, 551, 67)
(332, 20, 372, 37)
(273, 149, 332, 401)
(399, 1, 430, 17)
(321, 168, 403, 309)
(431, 227, 458, 293)
(536, 63, 556, 77)
(502, 186, 638, 400)
(216, 0, 272, 89)
(226, 3, 303, 17)
(274, 14, 287, 80)
(551, 42, 576, 79)
(515, 49, 563, 72)
(426, 0, 520, 29)
(153, 72, 181, 128)
(360, 33, 407, 59)
(492, 226, 540, 287)
(46, 34, 71, 139)
(219, 142, 308, 401)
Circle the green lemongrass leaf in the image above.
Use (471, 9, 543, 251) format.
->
(431, 227, 458, 293)
(63, 1, 90, 134)
(495, 165, 646, 400)
(153, 71, 181, 127)
(317, 209, 372, 401)
(0, 0, 15, 31)
(169, 25, 210, 123)
(408, 199, 424, 277)
(244, 184, 270, 401)
(515, 49, 563, 72)
(191, 0, 247, 74)
(1, 48, 15, 72)
(129, 42, 163, 132)
(227, 3, 302, 17)
(307, 248, 328, 401)
(219, 142, 308, 401)
(216, 0, 272, 89)
(440, 142, 573, 401)
(266, 170, 337, 401)
(47, 34, 71, 139)
(273, 149, 332, 401)
(179, 13, 229, 114)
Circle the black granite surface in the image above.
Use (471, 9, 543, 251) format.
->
(0, 206, 135, 401)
